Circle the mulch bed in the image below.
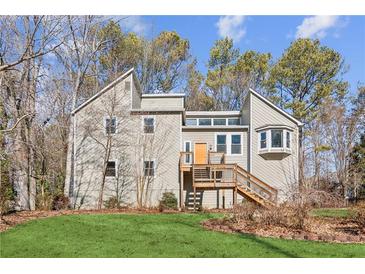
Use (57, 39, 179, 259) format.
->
(202, 217, 365, 244)
(0, 208, 181, 232)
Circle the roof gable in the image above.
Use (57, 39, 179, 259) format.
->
(72, 68, 138, 115)
(249, 88, 303, 126)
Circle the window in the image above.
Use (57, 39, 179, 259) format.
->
(184, 141, 191, 164)
(216, 134, 227, 153)
(231, 134, 242, 154)
(271, 129, 283, 148)
(213, 118, 226, 126)
(144, 161, 155, 177)
(228, 118, 240, 125)
(186, 118, 197, 126)
(286, 131, 291, 149)
(105, 161, 116, 177)
(105, 117, 116, 134)
(143, 117, 154, 133)
(260, 132, 267, 149)
(198, 118, 212, 126)
(125, 81, 131, 91)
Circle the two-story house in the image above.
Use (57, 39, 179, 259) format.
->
(64, 68, 303, 209)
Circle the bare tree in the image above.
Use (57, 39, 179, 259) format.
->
(61, 16, 109, 201)
(132, 118, 173, 208)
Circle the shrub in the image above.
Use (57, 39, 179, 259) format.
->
(159, 192, 177, 211)
(0, 179, 15, 216)
(52, 194, 70, 210)
(353, 202, 365, 228)
(36, 193, 53, 210)
(232, 202, 259, 223)
(231, 201, 310, 230)
(104, 196, 122, 209)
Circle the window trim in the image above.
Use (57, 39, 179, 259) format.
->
(104, 116, 117, 135)
(143, 159, 156, 178)
(214, 132, 244, 156)
(105, 159, 117, 178)
(142, 115, 155, 134)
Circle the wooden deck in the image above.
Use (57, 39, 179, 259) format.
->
(179, 151, 278, 209)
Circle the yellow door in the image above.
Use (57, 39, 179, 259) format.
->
(194, 143, 207, 164)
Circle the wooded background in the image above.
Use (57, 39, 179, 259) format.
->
(0, 16, 364, 212)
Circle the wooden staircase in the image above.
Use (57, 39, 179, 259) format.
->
(234, 164, 277, 207)
(180, 151, 278, 209)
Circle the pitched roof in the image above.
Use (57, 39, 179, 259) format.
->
(249, 88, 304, 126)
(72, 68, 137, 115)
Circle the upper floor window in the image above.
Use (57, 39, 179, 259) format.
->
(271, 129, 283, 148)
(186, 118, 197, 126)
(198, 118, 212, 126)
(144, 160, 155, 177)
(286, 131, 291, 148)
(258, 128, 292, 152)
(106, 161, 116, 177)
(105, 117, 117, 134)
(184, 141, 192, 164)
(143, 117, 155, 133)
(260, 132, 267, 149)
(231, 134, 242, 154)
(228, 118, 240, 125)
(216, 134, 227, 154)
(213, 118, 226, 126)
(185, 117, 241, 127)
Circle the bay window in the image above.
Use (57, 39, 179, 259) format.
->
(258, 128, 292, 153)
(286, 131, 291, 148)
(271, 129, 283, 148)
(260, 132, 267, 149)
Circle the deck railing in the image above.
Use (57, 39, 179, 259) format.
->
(179, 151, 278, 205)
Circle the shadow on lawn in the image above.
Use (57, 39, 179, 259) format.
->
(237, 233, 299, 258)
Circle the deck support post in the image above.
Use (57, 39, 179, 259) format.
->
(193, 187, 196, 211)
(179, 170, 184, 209)
(233, 187, 237, 206)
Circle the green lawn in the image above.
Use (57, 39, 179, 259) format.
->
(0, 213, 364, 258)
(310, 208, 354, 218)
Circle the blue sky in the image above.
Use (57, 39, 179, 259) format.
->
(121, 16, 365, 95)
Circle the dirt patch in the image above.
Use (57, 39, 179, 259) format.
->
(202, 216, 365, 244)
(0, 208, 181, 232)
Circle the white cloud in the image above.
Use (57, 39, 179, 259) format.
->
(295, 16, 340, 39)
(119, 16, 149, 36)
(216, 16, 246, 43)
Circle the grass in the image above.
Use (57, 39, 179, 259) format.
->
(0, 213, 364, 258)
(310, 208, 354, 218)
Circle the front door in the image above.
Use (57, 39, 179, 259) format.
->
(194, 143, 207, 164)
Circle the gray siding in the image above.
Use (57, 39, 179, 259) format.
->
(72, 75, 181, 209)
(141, 97, 183, 109)
(250, 92, 299, 199)
(182, 129, 248, 169)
